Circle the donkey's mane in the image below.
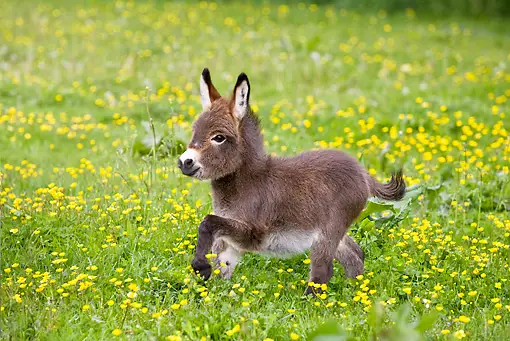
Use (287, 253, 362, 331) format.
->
(238, 108, 266, 163)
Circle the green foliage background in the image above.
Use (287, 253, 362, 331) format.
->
(0, 0, 509, 340)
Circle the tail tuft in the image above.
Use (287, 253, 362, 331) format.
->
(371, 169, 406, 201)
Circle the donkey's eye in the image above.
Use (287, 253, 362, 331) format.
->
(211, 134, 226, 144)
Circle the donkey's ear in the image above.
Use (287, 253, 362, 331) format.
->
(231, 73, 250, 120)
(200, 68, 221, 110)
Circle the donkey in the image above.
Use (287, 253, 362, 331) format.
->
(177, 68, 405, 294)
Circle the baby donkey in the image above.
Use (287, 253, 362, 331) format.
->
(178, 68, 405, 294)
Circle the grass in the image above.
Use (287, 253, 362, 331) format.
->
(0, 1, 509, 340)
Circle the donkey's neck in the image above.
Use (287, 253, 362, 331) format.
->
(212, 111, 267, 191)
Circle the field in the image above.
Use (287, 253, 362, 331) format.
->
(1, 1, 509, 340)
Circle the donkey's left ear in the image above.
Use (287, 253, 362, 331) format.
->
(231, 73, 250, 120)
(200, 68, 221, 110)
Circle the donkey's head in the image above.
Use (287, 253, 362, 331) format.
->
(178, 68, 253, 180)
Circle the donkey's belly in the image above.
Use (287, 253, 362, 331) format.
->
(257, 230, 319, 258)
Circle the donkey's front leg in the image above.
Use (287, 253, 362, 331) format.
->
(192, 214, 255, 280)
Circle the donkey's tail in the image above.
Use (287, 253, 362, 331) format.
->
(369, 169, 406, 201)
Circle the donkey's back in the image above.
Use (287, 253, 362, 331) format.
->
(213, 149, 371, 235)
(266, 149, 373, 225)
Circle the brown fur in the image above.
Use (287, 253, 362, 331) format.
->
(179, 68, 406, 295)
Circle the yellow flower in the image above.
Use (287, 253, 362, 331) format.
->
(290, 332, 300, 340)
(458, 315, 470, 323)
(13, 294, 22, 303)
(453, 330, 466, 339)
(225, 324, 241, 336)
(112, 329, 122, 336)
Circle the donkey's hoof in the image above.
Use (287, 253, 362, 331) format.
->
(345, 267, 364, 279)
(192, 259, 212, 280)
(304, 286, 319, 297)
(343, 256, 364, 279)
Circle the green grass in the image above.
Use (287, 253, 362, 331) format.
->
(0, 1, 509, 340)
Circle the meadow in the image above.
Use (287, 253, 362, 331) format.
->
(0, 1, 509, 340)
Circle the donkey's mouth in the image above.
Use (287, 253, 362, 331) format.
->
(182, 167, 200, 177)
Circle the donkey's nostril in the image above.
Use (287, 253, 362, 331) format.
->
(184, 158, 194, 168)
(177, 159, 183, 169)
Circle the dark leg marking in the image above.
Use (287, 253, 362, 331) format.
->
(191, 215, 258, 280)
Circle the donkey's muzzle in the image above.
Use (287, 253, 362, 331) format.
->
(178, 149, 201, 176)
(178, 158, 199, 176)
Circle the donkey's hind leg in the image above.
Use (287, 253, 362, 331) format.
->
(212, 239, 242, 279)
(335, 235, 364, 278)
(305, 232, 342, 295)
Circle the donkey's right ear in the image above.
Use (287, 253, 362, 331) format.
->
(200, 68, 221, 110)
